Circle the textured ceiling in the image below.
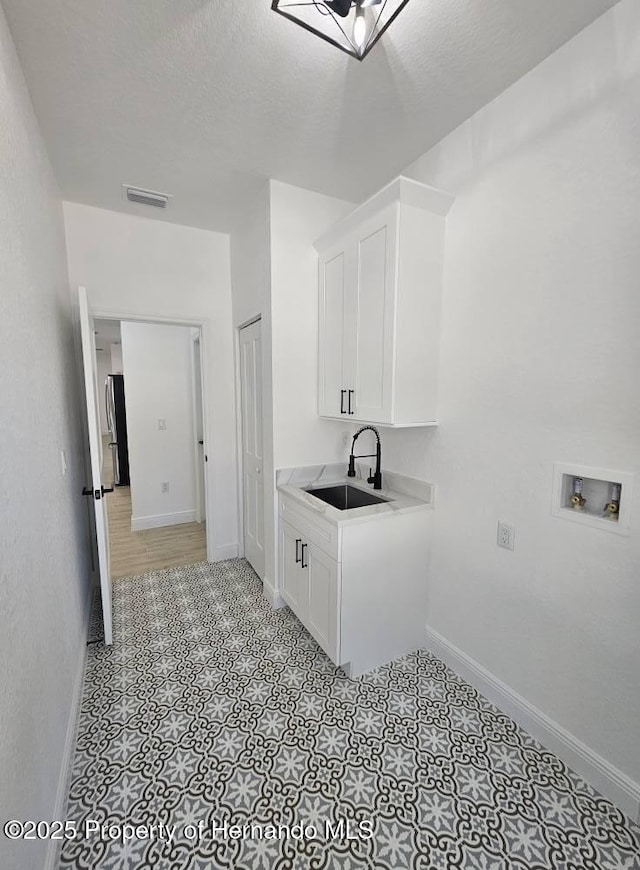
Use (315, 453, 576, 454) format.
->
(3, 0, 619, 232)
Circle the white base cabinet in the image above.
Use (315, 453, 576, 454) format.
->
(278, 493, 430, 677)
(280, 518, 340, 662)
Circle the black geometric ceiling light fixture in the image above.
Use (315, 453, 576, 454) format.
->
(271, 0, 411, 61)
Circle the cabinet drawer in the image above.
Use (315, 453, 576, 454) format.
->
(279, 494, 340, 561)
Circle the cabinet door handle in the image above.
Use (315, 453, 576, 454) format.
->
(340, 390, 346, 414)
(295, 538, 302, 564)
(348, 389, 354, 415)
(301, 542, 308, 569)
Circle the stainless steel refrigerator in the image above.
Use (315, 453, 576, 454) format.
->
(105, 374, 130, 486)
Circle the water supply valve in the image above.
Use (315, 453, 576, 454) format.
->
(604, 483, 621, 517)
(570, 477, 586, 510)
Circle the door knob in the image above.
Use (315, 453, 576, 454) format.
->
(82, 486, 114, 499)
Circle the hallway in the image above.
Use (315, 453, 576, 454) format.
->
(102, 437, 207, 579)
(59, 559, 640, 869)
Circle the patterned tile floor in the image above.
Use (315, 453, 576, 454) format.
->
(60, 559, 640, 869)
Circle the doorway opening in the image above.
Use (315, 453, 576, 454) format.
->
(94, 317, 208, 579)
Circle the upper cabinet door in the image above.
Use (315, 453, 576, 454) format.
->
(318, 247, 348, 418)
(352, 204, 397, 424)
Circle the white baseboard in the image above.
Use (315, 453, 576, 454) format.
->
(209, 543, 239, 562)
(45, 591, 92, 870)
(131, 510, 197, 531)
(263, 575, 286, 610)
(425, 624, 640, 824)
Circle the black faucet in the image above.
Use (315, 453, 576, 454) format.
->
(347, 426, 382, 490)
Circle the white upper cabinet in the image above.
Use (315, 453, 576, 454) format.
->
(315, 176, 454, 427)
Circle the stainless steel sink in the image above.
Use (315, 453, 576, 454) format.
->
(306, 484, 389, 511)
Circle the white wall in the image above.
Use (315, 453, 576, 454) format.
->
(0, 6, 92, 868)
(230, 182, 353, 596)
(270, 181, 354, 470)
(96, 349, 112, 434)
(393, 0, 640, 799)
(231, 182, 272, 330)
(230, 183, 275, 587)
(110, 342, 123, 374)
(121, 321, 197, 529)
(63, 203, 238, 560)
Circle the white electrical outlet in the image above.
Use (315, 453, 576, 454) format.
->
(158, 418, 166, 430)
(497, 521, 515, 551)
(60, 449, 67, 476)
(342, 431, 351, 448)
(161, 481, 169, 493)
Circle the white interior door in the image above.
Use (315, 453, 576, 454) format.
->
(79, 286, 113, 645)
(240, 319, 265, 579)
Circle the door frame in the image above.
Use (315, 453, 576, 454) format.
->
(189, 331, 206, 524)
(234, 315, 263, 567)
(90, 305, 216, 561)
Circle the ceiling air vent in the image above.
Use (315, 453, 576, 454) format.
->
(122, 185, 171, 209)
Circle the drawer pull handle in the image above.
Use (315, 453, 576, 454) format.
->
(295, 538, 302, 564)
(301, 543, 308, 569)
(340, 390, 347, 414)
(348, 389, 354, 415)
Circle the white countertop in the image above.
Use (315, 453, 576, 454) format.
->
(276, 463, 434, 526)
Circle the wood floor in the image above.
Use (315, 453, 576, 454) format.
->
(102, 437, 207, 580)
